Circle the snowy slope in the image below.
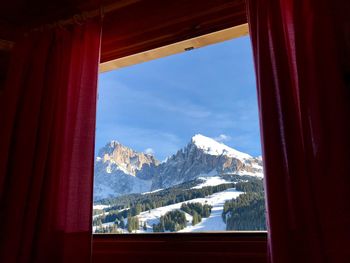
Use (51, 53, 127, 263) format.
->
(192, 134, 252, 161)
(93, 204, 110, 210)
(178, 188, 243, 232)
(94, 166, 152, 200)
(191, 176, 231, 189)
(136, 188, 244, 233)
(236, 170, 263, 177)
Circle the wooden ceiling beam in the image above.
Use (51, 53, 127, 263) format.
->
(100, 23, 249, 73)
(101, 0, 247, 63)
(0, 0, 248, 65)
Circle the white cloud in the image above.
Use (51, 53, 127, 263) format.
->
(213, 134, 232, 143)
(144, 148, 155, 155)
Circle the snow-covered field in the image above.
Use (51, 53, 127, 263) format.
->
(191, 176, 231, 189)
(135, 188, 243, 233)
(236, 170, 264, 178)
(93, 204, 110, 210)
(93, 188, 244, 233)
(94, 188, 243, 233)
(141, 188, 164, 195)
(179, 188, 243, 232)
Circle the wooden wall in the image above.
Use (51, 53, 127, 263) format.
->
(101, 0, 247, 63)
(93, 233, 267, 263)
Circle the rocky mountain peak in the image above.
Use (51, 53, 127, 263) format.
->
(94, 135, 263, 200)
(97, 141, 160, 176)
(190, 134, 252, 161)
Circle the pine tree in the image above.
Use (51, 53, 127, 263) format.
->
(203, 205, 211, 218)
(127, 216, 140, 232)
(192, 211, 199, 226)
(127, 217, 132, 233)
(119, 217, 125, 229)
(135, 203, 142, 215)
(127, 216, 134, 232)
(134, 217, 139, 230)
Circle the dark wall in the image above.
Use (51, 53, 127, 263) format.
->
(0, 50, 10, 95)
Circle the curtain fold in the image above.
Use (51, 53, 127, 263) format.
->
(246, 0, 350, 262)
(0, 19, 101, 263)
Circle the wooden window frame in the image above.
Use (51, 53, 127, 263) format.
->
(99, 23, 249, 73)
(93, 232, 267, 263)
(94, 24, 267, 263)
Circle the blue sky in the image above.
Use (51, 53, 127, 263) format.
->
(96, 36, 261, 160)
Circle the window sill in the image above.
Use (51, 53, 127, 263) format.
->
(92, 232, 267, 263)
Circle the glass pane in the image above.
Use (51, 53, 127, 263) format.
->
(93, 36, 265, 234)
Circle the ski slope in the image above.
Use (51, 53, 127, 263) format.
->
(136, 188, 243, 232)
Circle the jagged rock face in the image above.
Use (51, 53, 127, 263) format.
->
(94, 160, 152, 200)
(151, 140, 263, 189)
(93, 135, 263, 201)
(99, 141, 159, 177)
(93, 141, 159, 200)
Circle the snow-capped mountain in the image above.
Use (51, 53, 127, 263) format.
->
(151, 134, 263, 189)
(94, 134, 263, 200)
(94, 141, 159, 200)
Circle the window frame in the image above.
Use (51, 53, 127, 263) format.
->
(94, 3, 267, 260)
(93, 232, 267, 263)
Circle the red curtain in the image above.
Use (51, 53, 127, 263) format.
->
(247, 0, 350, 262)
(0, 19, 101, 262)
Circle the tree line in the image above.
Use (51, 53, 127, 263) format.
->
(93, 183, 233, 227)
(222, 179, 266, 231)
(153, 210, 187, 232)
(180, 202, 212, 225)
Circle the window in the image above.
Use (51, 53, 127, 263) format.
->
(93, 34, 265, 234)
